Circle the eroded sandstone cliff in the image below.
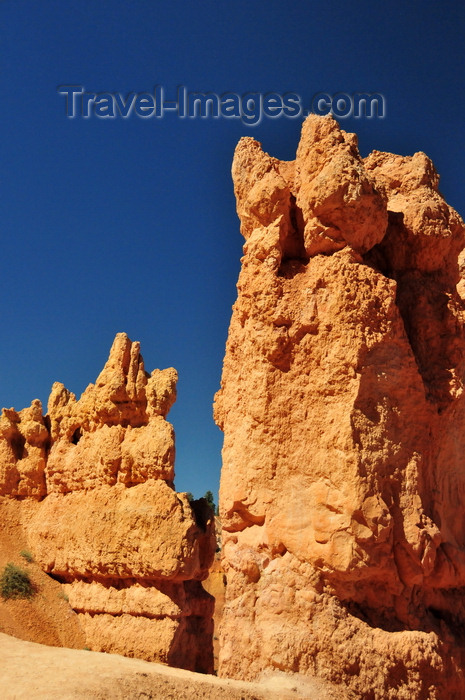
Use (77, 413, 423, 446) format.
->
(0, 333, 215, 673)
(214, 115, 465, 698)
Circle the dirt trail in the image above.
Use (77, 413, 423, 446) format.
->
(0, 632, 349, 699)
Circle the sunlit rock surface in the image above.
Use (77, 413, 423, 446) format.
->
(214, 115, 465, 698)
(0, 333, 216, 673)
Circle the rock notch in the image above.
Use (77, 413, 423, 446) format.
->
(214, 115, 465, 697)
(0, 333, 216, 673)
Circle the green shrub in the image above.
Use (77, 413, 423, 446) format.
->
(20, 550, 34, 563)
(0, 563, 35, 600)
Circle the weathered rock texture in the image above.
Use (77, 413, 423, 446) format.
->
(214, 115, 465, 698)
(0, 333, 215, 672)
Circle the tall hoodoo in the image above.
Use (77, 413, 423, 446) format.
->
(0, 333, 216, 673)
(215, 115, 465, 698)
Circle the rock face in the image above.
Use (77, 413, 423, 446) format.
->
(0, 333, 215, 673)
(214, 115, 465, 698)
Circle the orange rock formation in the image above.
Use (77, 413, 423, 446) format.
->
(214, 115, 465, 697)
(0, 333, 215, 673)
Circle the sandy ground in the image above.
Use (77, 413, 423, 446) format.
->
(0, 632, 349, 699)
(0, 498, 350, 699)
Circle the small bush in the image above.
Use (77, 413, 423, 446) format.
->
(0, 563, 35, 600)
(20, 550, 34, 563)
(58, 589, 69, 602)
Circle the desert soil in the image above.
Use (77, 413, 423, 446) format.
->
(0, 632, 348, 700)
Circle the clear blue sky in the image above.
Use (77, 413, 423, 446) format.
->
(2, 0, 464, 501)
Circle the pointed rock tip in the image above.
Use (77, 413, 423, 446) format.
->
(113, 331, 130, 341)
(299, 112, 347, 151)
(232, 136, 267, 171)
(109, 331, 132, 355)
(105, 332, 135, 371)
(47, 382, 76, 414)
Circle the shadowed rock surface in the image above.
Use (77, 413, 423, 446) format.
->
(214, 114, 465, 698)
